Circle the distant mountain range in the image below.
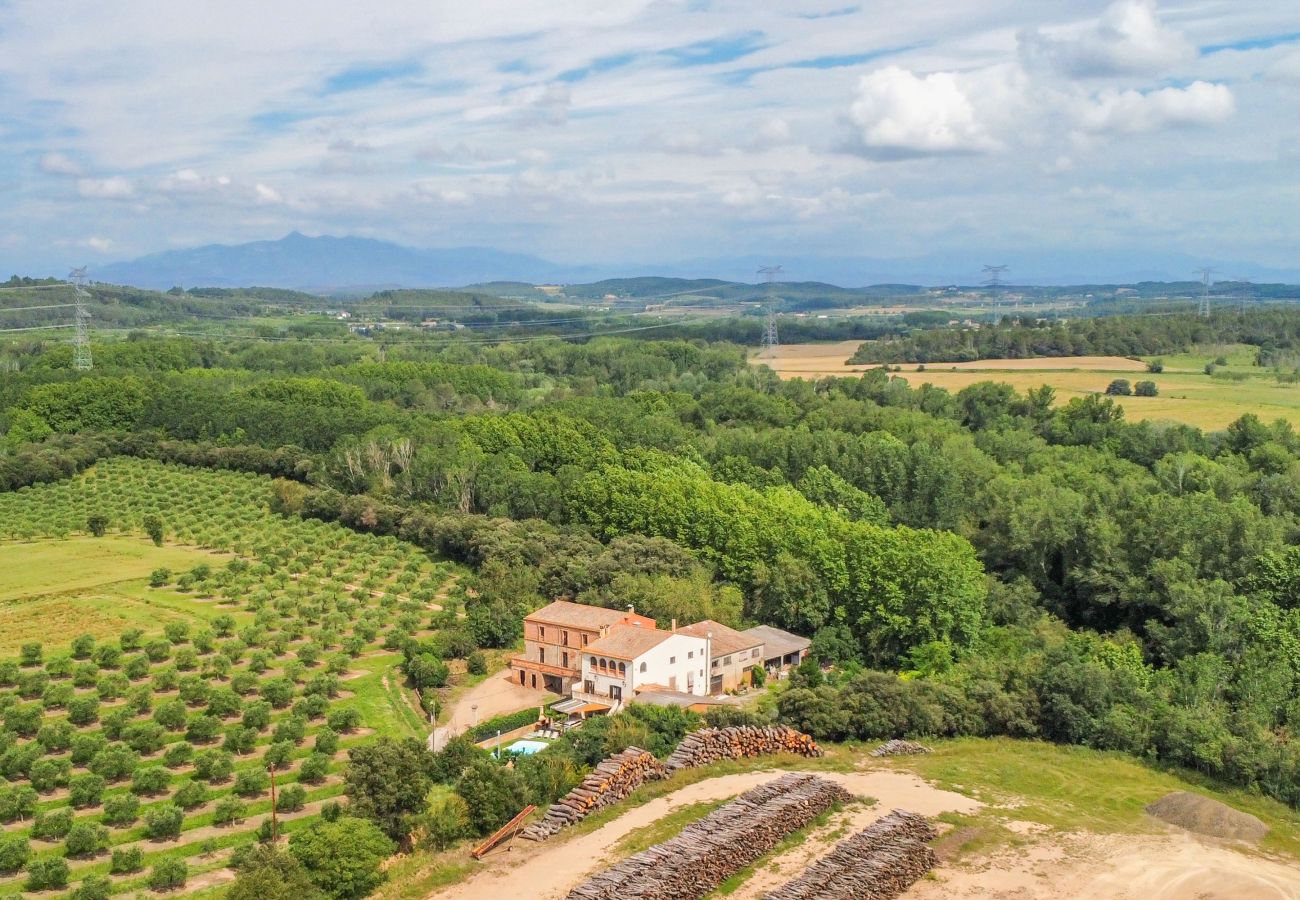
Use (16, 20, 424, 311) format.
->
(90, 232, 1300, 291)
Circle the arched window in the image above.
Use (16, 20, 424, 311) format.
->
(618, 662, 626, 675)
(638, 661, 647, 673)
(599, 658, 608, 671)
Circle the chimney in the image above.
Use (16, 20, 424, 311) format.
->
(627, 604, 635, 614)
(671, 618, 677, 633)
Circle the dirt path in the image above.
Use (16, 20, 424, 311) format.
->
(910, 829, 1300, 900)
(429, 671, 557, 750)
(427, 768, 979, 900)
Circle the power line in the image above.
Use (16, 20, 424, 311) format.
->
(982, 265, 1009, 325)
(70, 267, 93, 370)
(0, 304, 77, 312)
(757, 265, 782, 357)
(0, 324, 77, 333)
(149, 319, 687, 346)
(1194, 266, 1216, 318)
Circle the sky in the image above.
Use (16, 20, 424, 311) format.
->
(1, 0, 1299, 279)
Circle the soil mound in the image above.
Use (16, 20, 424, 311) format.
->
(1145, 792, 1267, 842)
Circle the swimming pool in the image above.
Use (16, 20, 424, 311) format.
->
(505, 739, 549, 755)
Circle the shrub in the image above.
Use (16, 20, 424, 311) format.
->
(64, 822, 109, 858)
(455, 758, 528, 836)
(29, 757, 71, 792)
(212, 796, 246, 826)
(466, 651, 488, 676)
(241, 700, 272, 731)
(233, 769, 268, 797)
(260, 677, 295, 709)
(1104, 378, 1132, 396)
(154, 698, 189, 731)
(163, 741, 194, 768)
(149, 567, 172, 587)
(109, 845, 144, 873)
(278, 783, 307, 813)
(102, 794, 140, 827)
(314, 726, 339, 756)
(145, 639, 173, 663)
(69, 773, 106, 808)
(327, 707, 361, 733)
(289, 817, 394, 900)
(152, 665, 179, 691)
(224, 725, 258, 755)
(418, 794, 470, 850)
(193, 749, 234, 783)
(124, 654, 152, 679)
(272, 716, 307, 745)
(164, 622, 190, 644)
(143, 804, 184, 840)
(43, 654, 74, 679)
(143, 513, 164, 546)
(32, 808, 74, 840)
(264, 740, 295, 769)
(92, 644, 122, 669)
(69, 733, 107, 766)
(71, 634, 96, 660)
(67, 695, 100, 726)
(0, 785, 38, 822)
(0, 833, 29, 874)
(70, 874, 113, 900)
(19, 642, 42, 667)
(36, 719, 74, 752)
(186, 714, 222, 744)
(148, 857, 187, 890)
(173, 779, 208, 810)
(298, 753, 330, 784)
(207, 686, 243, 719)
(123, 722, 166, 754)
(1135, 380, 1159, 397)
(132, 765, 172, 796)
(25, 856, 69, 890)
(1147, 358, 1164, 373)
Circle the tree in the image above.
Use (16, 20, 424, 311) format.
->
(288, 816, 395, 900)
(228, 846, 324, 900)
(1147, 358, 1164, 373)
(343, 737, 435, 840)
(1134, 380, 1158, 397)
(70, 874, 113, 900)
(0, 833, 29, 874)
(109, 846, 144, 874)
(454, 758, 529, 836)
(1105, 379, 1133, 396)
(64, 822, 109, 858)
(148, 857, 187, 890)
(25, 857, 69, 891)
(86, 512, 110, 537)
(416, 794, 470, 850)
(143, 804, 184, 840)
(142, 513, 165, 546)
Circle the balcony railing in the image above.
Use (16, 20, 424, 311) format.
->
(509, 655, 580, 678)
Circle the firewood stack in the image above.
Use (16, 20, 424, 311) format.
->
(663, 726, 823, 773)
(868, 739, 932, 757)
(565, 773, 853, 900)
(762, 809, 937, 900)
(520, 746, 667, 841)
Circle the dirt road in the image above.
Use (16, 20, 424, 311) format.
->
(429, 671, 557, 750)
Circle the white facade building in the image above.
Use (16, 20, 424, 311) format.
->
(577, 627, 709, 709)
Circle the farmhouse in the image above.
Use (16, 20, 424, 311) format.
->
(676, 619, 765, 693)
(510, 600, 655, 694)
(743, 624, 811, 672)
(573, 625, 710, 712)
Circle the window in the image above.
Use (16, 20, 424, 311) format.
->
(538, 626, 545, 640)
(687, 650, 694, 659)
(561, 651, 569, 668)
(669, 656, 676, 664)
(711, 659, 718, 668)
(724, 655, 733, 666)
(582, 633, 589, 646)
(618, 662, 626, 674)
(639, 661, 647, 673)
(539, 647, 545, 664)
(562, 630, 570, 646)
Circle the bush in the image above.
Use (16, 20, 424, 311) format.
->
(1135, 380, 1159, 397)
(417, 794, 470, 850)
(68, 695, 100, 725)
(265, 740, 295, 769)
(233, 769, 269, 797)
(186, 714, 222, 744)
(71, 634, 96, 660)
(466, 651, 488, 676)
(143, 804, 184, 840)
(314, 726, 339, 756)
(89, 745, 140, 782)
(278, 783, 308, 813)
(0, 785, 38, 822)
(70, 874, 113, 900)
(1147, 358, 1164, 373)
(227, 845, 321, 900)
(132, 765, 172, 796)
(69, 773, 106, 808)
(272, 716, 308, 745)
(298, 753, 330, 784)
(102, 793, 140, 826)
(123, 721, 166, 754)
(1104, 379, 1132, 396)
(224, 725, 258, 755)
(32, 808, 74, 840)
(143, 513, 164, 546)
(173, 778, 208, 809)
(25, 856, 69, 890)
(465, 708, 539, 743)
(212, 796, 246, 826)
(109, 845, 144, 873)
(194, 749, 234, 783)
(454, 758, 528, 836)
(326, 707, 360, 733)
(148, 857, 187, 890)
(149, 567, 172, 587)
(0, 833, 29, 874)
(64, 822, 109, 857)
(29, 757, 72, 792)
(163, 741, 194, 768)
(20, 642, 42, 667)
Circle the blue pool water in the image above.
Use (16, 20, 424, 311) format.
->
(506, 739, 549, 755)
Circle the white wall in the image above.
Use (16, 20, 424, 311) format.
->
(582, 633, 710, 698)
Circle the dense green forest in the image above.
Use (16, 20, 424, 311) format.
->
(849, 307, 1300, 364)
(8, 325, 1300, 859)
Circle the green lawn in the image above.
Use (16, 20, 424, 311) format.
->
(0, 537, 237, 653)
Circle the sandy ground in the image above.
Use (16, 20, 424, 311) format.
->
(911, 829, 1300, 900)
(429, 671, 557, 750)
(428, 768, 980, 900)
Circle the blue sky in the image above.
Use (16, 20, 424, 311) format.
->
(1, 0, 1298, 278)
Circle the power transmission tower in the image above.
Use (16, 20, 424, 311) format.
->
(1194, 267, 1216, 318)
(757, 265, 782, 357)
(982, 265, 1009, 325)
(1235, 276, 1253, 315)
(69, 266, 92, 370)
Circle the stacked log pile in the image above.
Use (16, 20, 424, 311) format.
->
(664, 726, 823, 772)
(520, 747, 666, 841)
(762, 809, 937, 900)
(869, 739, 931, 757)
(566, 773, 852, 900)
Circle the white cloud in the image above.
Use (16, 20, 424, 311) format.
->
(76, 176, 134, 199)
(757, 117, 792, 145)
(1019, 0, 1193, 77)
(86, 236, 113, 253)
(1078, 81, 1235, 134)
(254, 183, 284, 204)
(847, 65, 998, 158)
(1266, 51, 1300, 82)
(38, 152, 83, 176)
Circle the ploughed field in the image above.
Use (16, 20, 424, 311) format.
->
(0, 458, 451, 894)
(754, 342, 1300, 430)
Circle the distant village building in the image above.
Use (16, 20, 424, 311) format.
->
(742, 625, 811, 672)
(677, 620, 764, 693)
(575, 626, 709, 712)
(510, 601, 655, 694)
